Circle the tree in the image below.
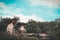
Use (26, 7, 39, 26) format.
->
(26, 19, 38, 33)
(34, 27, 41, 33)
(0, 17, 11, 31)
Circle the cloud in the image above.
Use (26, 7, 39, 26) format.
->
(0, 2, 25, 15)
(0, 2, 46, 23)
(0, 2, 13, 14)
(28, 0, 60, 7)
(13, 14, 46, 23)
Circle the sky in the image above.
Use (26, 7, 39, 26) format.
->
(0, 0, 60, 23)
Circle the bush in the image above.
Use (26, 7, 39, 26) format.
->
(17, 34, 39, 40)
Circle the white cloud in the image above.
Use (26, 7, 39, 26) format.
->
(0, 2, 46, 23)
(28, 0, 60, 7)
(0, 2, 13, 14)
(12, 14, 46, 23)
(0, 2, 25, 15)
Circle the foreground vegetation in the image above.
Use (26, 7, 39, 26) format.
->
(0, 17, 60, 40)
